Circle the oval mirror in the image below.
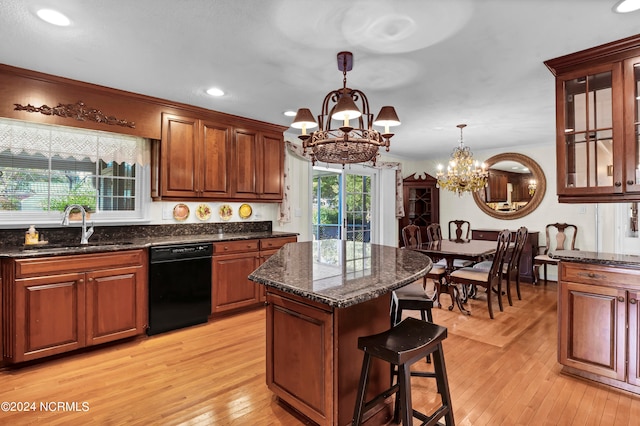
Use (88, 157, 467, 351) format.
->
(472, 153, 546, 220)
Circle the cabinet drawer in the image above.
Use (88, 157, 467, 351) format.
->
(260, 236, 297, 251)
(472, 230, 500, 241)
(213, 240, 259, 255)
(15, 250, 145, 278)
(561, 262, 640, 288)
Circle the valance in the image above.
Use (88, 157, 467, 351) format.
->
(0, 117, 148, 165)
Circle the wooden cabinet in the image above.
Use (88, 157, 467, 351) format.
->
(485, 170, 508, 202)
(558, 262, 640, 393)
(398, 173, 439, 246)
(211, 236, 297, 314)
(472, 229, 539, 283)
(2, 250, 147, 363)
(160, 113, 285, 202)
(545, 34, 640, 202)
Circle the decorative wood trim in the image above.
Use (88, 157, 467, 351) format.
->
(14, 101, 136, 128)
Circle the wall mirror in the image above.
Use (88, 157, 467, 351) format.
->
(472, 153, 546, 220)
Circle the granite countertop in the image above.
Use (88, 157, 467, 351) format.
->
(551, 250, 640, 268)
(248, 240, 433, 308)
(0, 231, 298, 258)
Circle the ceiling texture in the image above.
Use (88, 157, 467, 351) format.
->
(1, 0, 639, 161)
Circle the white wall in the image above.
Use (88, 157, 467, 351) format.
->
(398, 142, 598, 281)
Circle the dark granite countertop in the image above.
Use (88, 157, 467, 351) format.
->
(551, 250, 640, 268)
(248, 240, 433, 308)
(0, 230, 298, 258)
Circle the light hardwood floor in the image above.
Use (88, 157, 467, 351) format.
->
(1, 281, 639, 425)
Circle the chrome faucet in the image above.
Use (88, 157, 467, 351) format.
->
(61, 204, 94, 245)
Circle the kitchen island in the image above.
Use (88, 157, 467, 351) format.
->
(248, 240, 432, 426)
(552, 250, 640, 395)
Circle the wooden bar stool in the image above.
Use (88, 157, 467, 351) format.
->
(352, 317, 454, 425)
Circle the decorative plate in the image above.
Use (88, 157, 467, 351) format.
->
(239, 203, 252, 219)
(195, 203, 212, 221)
(173, 203, 190, 221)
(219, 204, 233, 221)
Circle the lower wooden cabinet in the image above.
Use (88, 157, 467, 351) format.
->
(211, 236, 298, 314)
(558, 262, 640, 393)
(2, 250, 147, 363)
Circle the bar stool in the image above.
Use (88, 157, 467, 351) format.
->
(352, 317, 454, 425)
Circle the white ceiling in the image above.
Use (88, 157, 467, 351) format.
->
(0, 0, 638, 160)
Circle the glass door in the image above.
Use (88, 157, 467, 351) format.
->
(312, 166, 375, 243)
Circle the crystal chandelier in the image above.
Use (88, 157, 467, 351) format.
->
(528, 179, 537, 196)
(436, 124, 488, 196)
(291, 52, 400, 166)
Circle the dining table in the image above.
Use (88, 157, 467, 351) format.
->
(417, 239, 498, 315)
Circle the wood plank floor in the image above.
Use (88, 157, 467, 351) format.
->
(1, 281, 639, 425)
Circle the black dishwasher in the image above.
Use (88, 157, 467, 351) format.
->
(147, 243, 213, 336)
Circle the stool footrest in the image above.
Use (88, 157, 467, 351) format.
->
(361, 383, 399, 415)
(414, 404, 451, 426)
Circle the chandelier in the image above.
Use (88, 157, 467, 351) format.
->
(291, 51, 400, 166)
(528, 179, 537, 196)
(436, 124, 488, 196)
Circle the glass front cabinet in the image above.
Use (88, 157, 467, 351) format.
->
(545, 34, 640, 202)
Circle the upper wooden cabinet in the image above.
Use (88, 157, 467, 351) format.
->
(160, 113, 285, 201)
(545, 34, 640, 202)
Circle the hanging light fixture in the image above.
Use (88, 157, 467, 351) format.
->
(291, 51, 400, 166)
(436, 124, 488, 196)
(528, 179, 537, 196)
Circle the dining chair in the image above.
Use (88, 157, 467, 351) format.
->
(473, 226, 528, 307)
(449, 229, 511, 319)
(427, 223, 473, 269)
(533, 223, 578, 285)
(449, 220, 471, 243)
(396, 225, 446, 319)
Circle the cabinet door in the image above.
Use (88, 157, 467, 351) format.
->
(558, 281, 626, 381)
(628, 290, 640, 386)
(212, 251, 261, 314)
(259, 132, 284, 199)
(14, 273, 86, 362)
(623, 56, 640, 194)
(233, 128, 259, 198)
(201, 120, 232, 197)
(555, 63, 624, 197)
(85, 265, 146, 346)
(161, 113, 200, 197)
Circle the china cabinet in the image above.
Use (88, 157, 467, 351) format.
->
(545, 34, 640, 202)
(398, 173, 439, 246)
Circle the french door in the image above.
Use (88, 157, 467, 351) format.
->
(312, 166, 375, 243)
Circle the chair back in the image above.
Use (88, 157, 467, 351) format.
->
(489, 229, 512, 281)
(508, 226, 528, 274)
(449, 220, 471, 243)
(401, 224, 422, 249)
(426, 223, 443, 242)
(543, 223, 577, 254)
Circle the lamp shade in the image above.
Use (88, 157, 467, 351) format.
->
(290, 108, 318, 130)
(373, 106, 401, 127)
(331, 93, 362, 121)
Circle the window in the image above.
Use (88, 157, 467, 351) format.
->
(0, 118, 149, 225)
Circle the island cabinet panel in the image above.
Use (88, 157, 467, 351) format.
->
(266, 289, 392, 426)
(558, 262, 640, 393)
(3, 250, 147, 363)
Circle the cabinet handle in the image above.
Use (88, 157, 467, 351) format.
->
(87, 277, 94, 283)
(79, 278, 84, 284)
(577, 272, 606, 279)
(614, 181, 622, 187)
(224, 246, 229, 251)
(618, 296, 625, 303)
(628, 180, 635, 186)
(630, 298, 637, 305)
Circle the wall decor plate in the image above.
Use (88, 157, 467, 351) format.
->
(195, 203, 212, 221)
(238, 203, 252, 219)
(173, 203, 190, 221)
(219, 204, 233, 221)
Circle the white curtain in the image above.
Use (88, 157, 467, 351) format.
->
(0, 117, 149, 165)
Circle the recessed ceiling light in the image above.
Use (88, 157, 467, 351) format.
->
(36, 9, 70, 26)
(612, 0, 640, 13)
(206, 87, 224, 97)
(283, 110, 297, 117)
